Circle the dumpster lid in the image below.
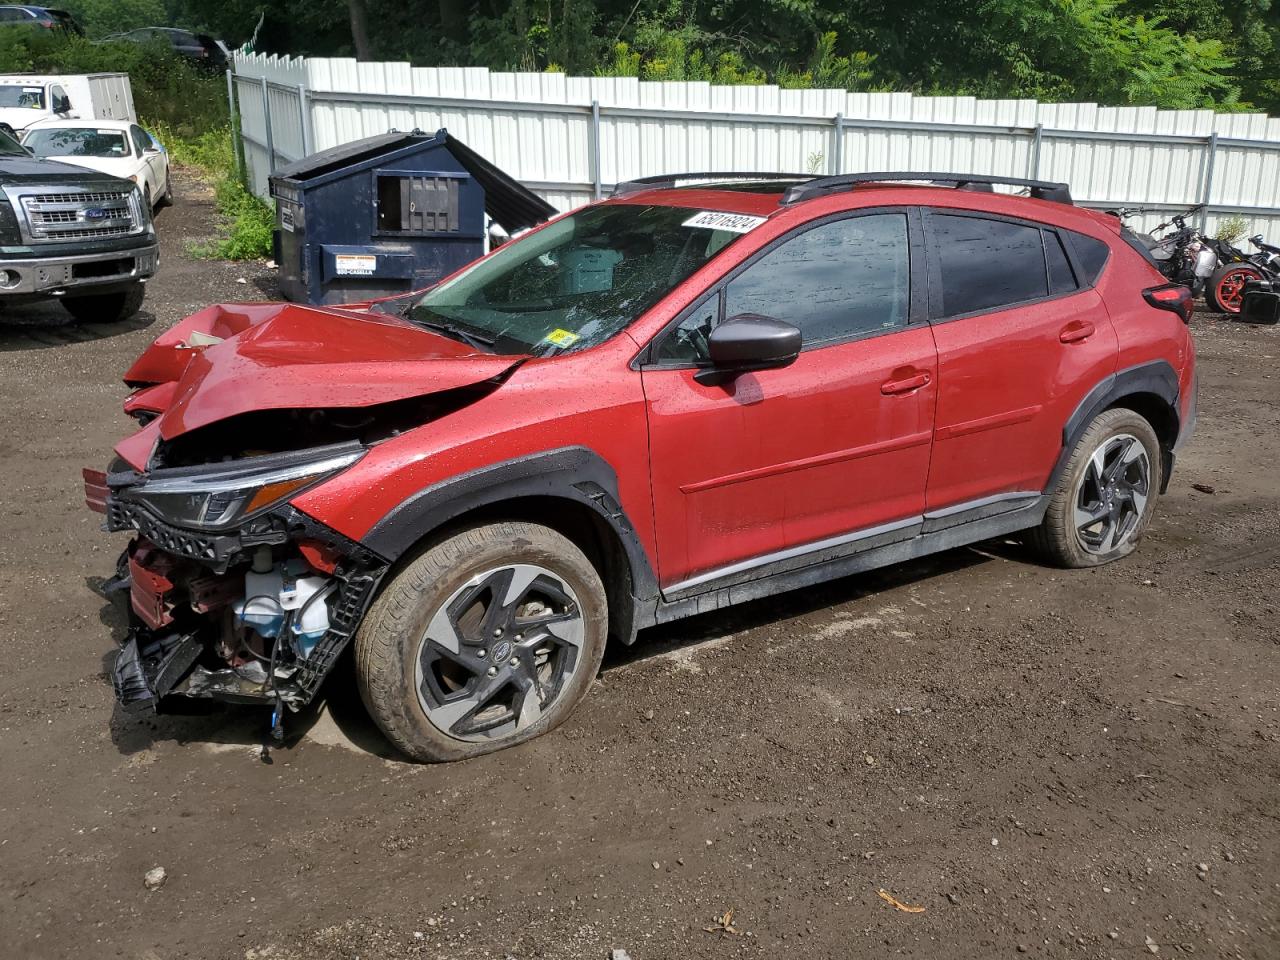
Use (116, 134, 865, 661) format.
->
(271, 129, 557, 232)
(441, 131, 557, 233)
(270, 132, 417, 182)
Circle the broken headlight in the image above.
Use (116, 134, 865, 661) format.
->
(119, 443, 364, 531)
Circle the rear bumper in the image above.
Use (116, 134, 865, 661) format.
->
(1174, 369, 1198, 452)
(0, 243, 158, 298)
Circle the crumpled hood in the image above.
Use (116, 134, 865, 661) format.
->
(122, 301, 522, 444)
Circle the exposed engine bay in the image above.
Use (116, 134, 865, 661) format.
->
(85, 299, 527, 734)
(87, 440, 390, 726)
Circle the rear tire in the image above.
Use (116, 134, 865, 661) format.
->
(1206, 262, 1265, 314)
(355, 522, 608, 762)
(61, 283, 146, 323)
(1029, 408, 1162, 568)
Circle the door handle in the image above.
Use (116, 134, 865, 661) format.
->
(881, 372, 931, 395)
(1059, 320, 1095, 343)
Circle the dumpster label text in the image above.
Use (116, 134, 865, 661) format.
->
(682, 211, 767, 233)
(280, 208, 295, 232)
(335, 254, 377, 276)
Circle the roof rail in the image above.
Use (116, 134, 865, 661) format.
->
(612, 172, 813, 197)
(781, 172, 1073, 205)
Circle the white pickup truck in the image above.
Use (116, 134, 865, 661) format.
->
(0, 73, 135, 138)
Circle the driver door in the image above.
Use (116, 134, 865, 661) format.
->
(639, 209, 938, 592)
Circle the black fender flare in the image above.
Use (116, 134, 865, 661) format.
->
(361, 446, 660, 633)
(1049, 359, 1181, 494)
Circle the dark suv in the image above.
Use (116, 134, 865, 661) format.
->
(87, 172, 1196, 761)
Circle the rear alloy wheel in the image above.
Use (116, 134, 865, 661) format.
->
(1030, 408, 1161, 568)
(1206, 262, 1265, 313)
(355, 522, 607, 762)
(1071, 433, 1151, 555)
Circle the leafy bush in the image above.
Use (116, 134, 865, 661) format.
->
(1216, 215, 1249, 244)
(208, 174, 274, 260)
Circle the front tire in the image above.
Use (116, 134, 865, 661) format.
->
(355, 522, 608, 762)
(61, 283, 146, 323)
(1206, 262, 1265, 313)
(1029, 408, 1162, 568)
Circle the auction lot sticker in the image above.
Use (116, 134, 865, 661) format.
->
(335, 254, 377, 276)
(682, 211, 768, 233)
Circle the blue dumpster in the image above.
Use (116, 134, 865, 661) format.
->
(269, 128, 556, 305)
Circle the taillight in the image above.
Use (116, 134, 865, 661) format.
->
(1143, 283, 1193, 324)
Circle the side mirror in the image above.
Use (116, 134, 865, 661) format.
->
(696, 313, 802, 385)
(56, 96, 71, 113)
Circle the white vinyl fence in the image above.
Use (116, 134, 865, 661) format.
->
(230, 53, 1280, 241)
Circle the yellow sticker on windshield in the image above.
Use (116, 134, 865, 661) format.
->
(545, 328, 580, 347)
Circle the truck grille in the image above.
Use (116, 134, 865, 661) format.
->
(18, 189, 141, 243)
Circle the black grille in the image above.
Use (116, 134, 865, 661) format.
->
(107, 499, 223, 564)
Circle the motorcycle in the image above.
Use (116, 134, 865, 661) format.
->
(1203, 234, 1280, 314)
(1108, 206, 1217, 295)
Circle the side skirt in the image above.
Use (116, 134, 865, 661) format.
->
(648, 495, 1048, 626)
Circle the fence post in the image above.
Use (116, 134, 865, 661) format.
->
(297, 82, 312, 157)
(260, 76, 276, 182)
(1199, 132, 1218, 232)
(1030, 122, 1043, 179)
(831, 113, 844, 175)
(590, 99, 602, 200)
(226, 69, 244, 185)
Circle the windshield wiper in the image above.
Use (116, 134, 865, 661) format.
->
(411, 317, 496, 351)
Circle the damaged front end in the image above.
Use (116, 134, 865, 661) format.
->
(86, 443, 388, 717)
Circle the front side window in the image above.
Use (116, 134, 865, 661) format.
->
(130, 125, 150, 154)
(409, 204, 747, 355)
(25, 128, 128, 158)
(932, 214, 1049, 317)
(724, 213, 910, 345)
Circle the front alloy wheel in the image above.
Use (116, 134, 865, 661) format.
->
(355, 522, 608, 762)
(415, 564, 585, 742)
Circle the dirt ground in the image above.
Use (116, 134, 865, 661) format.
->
(0, 173, 1277, 960)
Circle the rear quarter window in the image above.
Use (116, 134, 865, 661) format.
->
(1065, 230, 1112, 284)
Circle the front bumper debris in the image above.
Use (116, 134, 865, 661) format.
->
(91, 468, 387, 715)
(113, 631, 202, 712)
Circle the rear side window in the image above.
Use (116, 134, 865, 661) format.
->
(1065, 230, 1111, 283)
(931, 214, 1048, 317)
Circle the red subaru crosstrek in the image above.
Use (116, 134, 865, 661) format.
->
(86, 172, 1197, 761)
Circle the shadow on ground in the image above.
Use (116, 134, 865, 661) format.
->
(97, 538, 1025, 763)
(0, 304, 156, 352)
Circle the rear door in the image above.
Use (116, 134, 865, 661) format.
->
(923, 210, 1119, 511)
(640, 208, 938, 590)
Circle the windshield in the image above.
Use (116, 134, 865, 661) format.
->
(409, 203, 754, 355)
(0, 85, 45, 109)
(25, 128, 129, 158)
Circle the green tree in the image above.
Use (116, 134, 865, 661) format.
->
(55, 0, 167, 38)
